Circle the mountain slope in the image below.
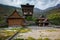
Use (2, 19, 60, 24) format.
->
(0, 4, 41, 16)
(0, 4, 60, 18)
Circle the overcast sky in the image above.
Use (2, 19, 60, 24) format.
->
(0, 0, 60, 10)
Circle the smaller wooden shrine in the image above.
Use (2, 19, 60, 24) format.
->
(36, 15, 49, 26)
(7, 10, 25, 27)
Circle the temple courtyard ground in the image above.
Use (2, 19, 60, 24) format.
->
(0, 26, 60, 40)
(13, 26, 60, 40)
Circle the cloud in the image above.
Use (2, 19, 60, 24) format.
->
(0, 0, 60, 10)
(35, 0, 60, 10)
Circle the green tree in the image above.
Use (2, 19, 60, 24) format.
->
(47, 13, 60, 25)
(26, 16, 37, 21)
(26, 16, 32, 21)
(0, 17, 4, 24)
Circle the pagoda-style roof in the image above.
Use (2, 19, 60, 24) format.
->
(21, 3, 34, 7)
(37, 15, 49, 23)
(7, 10, 24, 19)
(37, 15, 45, 19)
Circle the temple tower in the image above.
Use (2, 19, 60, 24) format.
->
(21, 3, 34, 20)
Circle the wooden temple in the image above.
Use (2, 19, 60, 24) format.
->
(6, 3, 49, 27)
(21, 3, 34, 19)
(36, 15, 49, 26)
(7, 10, 25, 27)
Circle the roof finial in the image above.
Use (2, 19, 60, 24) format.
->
(26, 3, 29, 5)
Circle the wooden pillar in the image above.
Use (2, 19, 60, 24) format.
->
(43, 23, 45, 27)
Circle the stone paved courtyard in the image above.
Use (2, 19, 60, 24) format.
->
(13, 26, 60, 40)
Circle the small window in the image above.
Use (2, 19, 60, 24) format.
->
(30, 12, 32, 14)
(24, 12, 27, 15)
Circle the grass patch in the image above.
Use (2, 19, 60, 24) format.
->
(0, 30, 17, 40)
(47, 29, 57, 32)
(19, 28, 31, 33)
(44, 38, 50, 40)
(37, 38, 42, 40)
(10, 27, 31, 33)
(14, 38, 24, 40)
(27, 37, 35, 40)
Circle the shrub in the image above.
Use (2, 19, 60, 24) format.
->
(0, 25, 8, 28)
(20, 29, 27, 33)
(44, 38, 50, 40)
(27, 37, 35, 40)
(47, 29, 56, 32)
(37, 38, 42, 40)
(14, 38, 24, 40)
(20, 28, 31, 33)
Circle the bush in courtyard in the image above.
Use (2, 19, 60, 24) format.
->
(37, 38, 42, 40)
(14, 38, 24, 40)
(47, 29, 56, 32)
(19, 28, 31, 33)
(44, 38, 50, 40)
(0, 36, 9, 40)
(27, 37, 35, 40)
(0, 24, 8, 28)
